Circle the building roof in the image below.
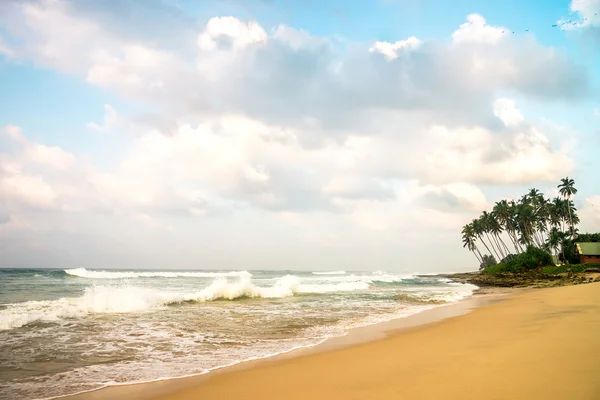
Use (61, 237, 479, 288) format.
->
(576, 242, 600, 256)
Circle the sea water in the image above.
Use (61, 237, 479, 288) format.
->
(0, 268, 477, 399)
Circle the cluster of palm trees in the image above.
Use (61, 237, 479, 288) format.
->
(462, 177, 578, 266)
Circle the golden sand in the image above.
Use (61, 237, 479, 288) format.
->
(70, 283, 600, 400)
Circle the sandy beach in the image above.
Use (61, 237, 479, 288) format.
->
(68, 282, 600, 400)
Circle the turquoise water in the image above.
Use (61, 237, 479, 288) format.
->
(0, 268, 477, 399)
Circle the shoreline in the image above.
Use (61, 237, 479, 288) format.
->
(66, 282, 600, 400)
(62, 287, 509, 400)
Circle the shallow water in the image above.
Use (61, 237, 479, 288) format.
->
(0, 268, 477, 399)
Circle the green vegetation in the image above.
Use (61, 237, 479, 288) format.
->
(575, 233, 600, 242)
(479, 254, 497, 269)
(481, 246, 554, 274)
(460, 177, 599, 274)
(541, 264, 599, 274)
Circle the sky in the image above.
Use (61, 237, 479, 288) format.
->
(1, 0, 599, 272)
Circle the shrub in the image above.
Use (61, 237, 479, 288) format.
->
(479, 254, 497, 270)
(483, 246, 554, 274)
(481, 263, 510, 274)
(542, 264, 600, 275)
(559, 239, 579, 264)
(575, 233, 600, 242)
(500, 254, 517, 264)
(504, 246, 554, 271)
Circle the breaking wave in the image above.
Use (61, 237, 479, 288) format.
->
(312, 271, 346, 275)
(64, 268, 252, 279)
(0, 275, 369, 330)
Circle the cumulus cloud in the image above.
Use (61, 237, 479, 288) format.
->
(0, 3, 590, 132)
(493, 98, 524, 128)
(452, 13, 506, 45)
(579, 196, 600, 231)
(197, 16, 267, 51)
(87, 104, 118, 131)
(2, 125, 76, 170)
(418, 184, 490, 213)
(369, 36, 422, 59)
(560, 0, 600, 29)
(0, 35, 13, 57)
(0, 0, 593, 269)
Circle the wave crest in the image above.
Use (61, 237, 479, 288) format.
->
(311, 271, 346, 275)
(64, 268, 252, 279)
(0, 275, 372, 330)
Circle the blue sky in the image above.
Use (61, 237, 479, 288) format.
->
(0, 0, 599, 271)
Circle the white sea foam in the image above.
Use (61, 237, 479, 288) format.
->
(1, 270, 480, 400)
(303, 272, 412, 284)
(64, 268, 252, 279)
(0, 275, 380, 330)
(312, 270, 346, 275)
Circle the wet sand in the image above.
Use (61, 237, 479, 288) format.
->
(67, 284, 600, 399)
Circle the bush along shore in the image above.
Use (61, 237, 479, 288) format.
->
(456, 177, 600, 288)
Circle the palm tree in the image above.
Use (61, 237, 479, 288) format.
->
(487, 212, 509, 259)
(471, 218, 495, 260)
(492, 200, 518, 253)
(480, 212, 503, 260)
(515, 202, 539, 248)
(551, 197, 567, 233)
(558, 177, 577, 238)
(462, 224, 482, 264)
(545, 227, 562, 259)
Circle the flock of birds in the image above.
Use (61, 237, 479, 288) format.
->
(501, 13, 598, 34)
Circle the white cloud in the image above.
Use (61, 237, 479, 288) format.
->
(197, 16, 267, 51)
(0, 2, 593, 269)
(579, 196, 600, 231)
(493, 98, 525, 127)
(87, 104, 118, 131)
(2, 125, 76, 170)
(0, 171, 58, 208)
(0, 4, 589, 133)
(369, 36, 422, 60)
(560, 0, 600, 29)
(0, 35, 13, 57)
(452, 14, 506, 45)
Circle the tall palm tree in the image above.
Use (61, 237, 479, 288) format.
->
(480, 212, 503, 260)
(515, 202, 539, 248)
(508, 200, 524, 252)
(551, 197, 567, 233)
(487, 212, 509, 258)
(558, 177, 577, 238)
(462, 224, 482, 264)
(471, 218, 495, 260)
(545, 227, 562, 259)
(492, 200, 518, 254)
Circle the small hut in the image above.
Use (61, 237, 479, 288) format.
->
(575, 243, 600, 264)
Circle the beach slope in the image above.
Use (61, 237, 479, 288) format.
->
(155, 283, 600, 400)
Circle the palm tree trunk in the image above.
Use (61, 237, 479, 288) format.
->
(508, 232, 519, 253)
(510, 230, 523, 253)
(497, 233, 511, 255)
(566, 197, 574, 239)
(485, 232, 502, 261)
(472, 250, 482, 264)
(493, 234, 507, 259)
(478, 235, 494, 259)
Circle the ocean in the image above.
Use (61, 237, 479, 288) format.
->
(0, 268, 477, 399)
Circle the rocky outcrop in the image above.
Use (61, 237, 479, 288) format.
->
(439, 272, 600, 288)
